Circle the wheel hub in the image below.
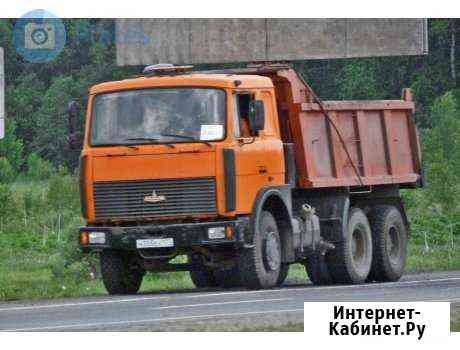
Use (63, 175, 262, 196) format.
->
(264, 231, 281, 271)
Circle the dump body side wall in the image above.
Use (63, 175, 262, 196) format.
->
(292, 101, 422, 188)
(257, 68, 423, 190)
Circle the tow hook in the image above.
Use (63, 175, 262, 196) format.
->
(301, 204, 315, 221)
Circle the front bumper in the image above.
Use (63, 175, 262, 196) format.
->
(79, 217, 250, 253)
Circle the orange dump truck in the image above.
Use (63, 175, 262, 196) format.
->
(72, 64, 423, 294)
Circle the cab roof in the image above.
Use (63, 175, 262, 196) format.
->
(89, 73, 274, 95)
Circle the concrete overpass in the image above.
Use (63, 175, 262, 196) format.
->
(115, 19, 428, 66)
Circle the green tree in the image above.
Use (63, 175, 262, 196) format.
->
(336, 59, 380, 100)
(6, 73, 46, 158)
(0, 119, 24, 173)
(423, 92, 460, 214)
(31, 76, 85, 168)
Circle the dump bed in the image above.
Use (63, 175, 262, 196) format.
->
(290, 98, 422, 189)
(268, 67, 423, 189)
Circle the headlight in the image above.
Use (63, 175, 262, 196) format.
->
(208, 227, 225, 239)
(88, 231, 106, 244)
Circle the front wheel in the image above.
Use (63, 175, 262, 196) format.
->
(238, 210, 283, 289)
(189, 269, 220, 288)
(188, 254, 220, 288)
(214, 266, 242, 288)
(100, 250, 144, 295)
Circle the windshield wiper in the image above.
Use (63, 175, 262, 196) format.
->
(124, 137, 162, 142)
(123, 137, 175, 148)
(160, 134, 212, 147)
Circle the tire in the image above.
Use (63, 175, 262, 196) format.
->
(327, 207, 373, 284)
(368, 205, 408, 282)
(238, 210, 283, 289)
(188, 255, 220, 288)
(100, 250, 143, 295)
(189, 269, 219, 288)
(214, 266, 242, 288)
(277, 264, 290, 286)
(306, 252, 334, 285)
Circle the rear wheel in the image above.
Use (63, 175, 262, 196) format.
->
(368, 205, 407, 282)
(238, 210, 283, 289)
(100, 250, 144, 295)
(327, 208, 373, 284)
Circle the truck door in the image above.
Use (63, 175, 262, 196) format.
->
(232, 91, 285, 214)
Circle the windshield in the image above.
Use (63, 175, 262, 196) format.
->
(90, 88, 226, 146)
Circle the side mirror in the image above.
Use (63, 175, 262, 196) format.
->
(67, 100, 79, 149)
(248, 100, 265, 135)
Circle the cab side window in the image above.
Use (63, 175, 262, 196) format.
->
(234, 93, 254, 138)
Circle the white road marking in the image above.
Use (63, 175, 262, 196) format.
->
(2, 308, 304, 332)
(0, 295, 172, 312)
(1, 276, 459, 313)
(185, 276, 460, 298)
(153, 298, 291, 310)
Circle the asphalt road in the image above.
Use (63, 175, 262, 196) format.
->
(1, 270, 460, 331)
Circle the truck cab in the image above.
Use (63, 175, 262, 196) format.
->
(80, 70, 285, 224)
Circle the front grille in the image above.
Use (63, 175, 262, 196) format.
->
(93, 178, 217, 220)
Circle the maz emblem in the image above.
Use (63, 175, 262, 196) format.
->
(143, 190, 166, 203)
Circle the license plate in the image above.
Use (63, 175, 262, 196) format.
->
(136, 238, 174, 249)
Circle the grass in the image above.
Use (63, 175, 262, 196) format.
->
(451, 303, 460, 332)
(0, 250, 194, 300)
(1, 240, 459, 302)
(407, 242, 460, 272)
